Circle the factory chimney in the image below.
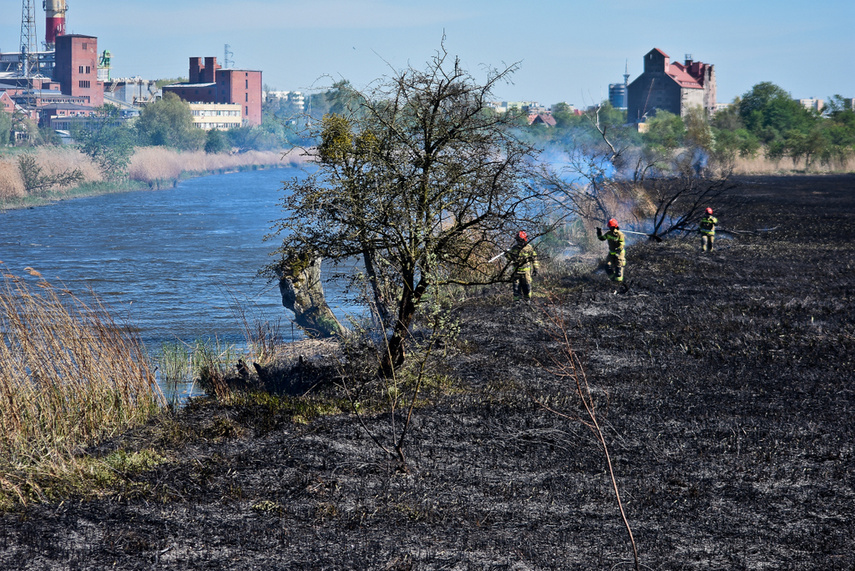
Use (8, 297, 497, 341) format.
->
(44, 0, 67, 48)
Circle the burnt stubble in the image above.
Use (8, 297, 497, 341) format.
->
(1, 174, 853, 570)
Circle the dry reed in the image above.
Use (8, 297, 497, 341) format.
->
(128, 147, 305, 186)
(733, 155, 854, 174)
(34, 147, 102, 186)
(0, 161, 25, 200)
(0, 265, 164, 503)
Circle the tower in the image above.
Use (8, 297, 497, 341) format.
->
(19, 0, 39, 77)
(44, 0, 68, 49)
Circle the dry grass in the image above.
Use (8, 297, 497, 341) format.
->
(0, 161, 25, 200)
(128, 147, 307, 186)
(733, 154, 854, 174)
(1, 145, 308, 204)
(0, 265, 165, 506)
(33, 147, 102, 186)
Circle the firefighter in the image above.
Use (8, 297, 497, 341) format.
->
(699, 207, 718, 252)
(508, 231, 539, 302)
(596, 219, 626, 283)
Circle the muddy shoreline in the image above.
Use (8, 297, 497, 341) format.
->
(0, 174, 853, 570)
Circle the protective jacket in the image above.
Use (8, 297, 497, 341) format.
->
(699, 215, 718, 236)
(598, 229, 626, 257)
(508, 242, 539, 274)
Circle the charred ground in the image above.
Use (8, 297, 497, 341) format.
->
(1, 175, 853, 570)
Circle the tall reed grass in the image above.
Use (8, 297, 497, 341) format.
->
(0, 265, 164, 505)
(1, 146, 306, 207)
(127, 147, 304, 187)
(732, 154, 853, 174)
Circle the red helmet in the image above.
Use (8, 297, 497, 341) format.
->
(706, 207, 714, 215)
(607, 218, 619, 229)
(517, 231, 527, 241)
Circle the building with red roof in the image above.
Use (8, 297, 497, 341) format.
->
(626, 48, 716, 124)
(527, 113, 557, 127)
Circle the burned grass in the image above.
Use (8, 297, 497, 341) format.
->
(0, 174, 853, 569)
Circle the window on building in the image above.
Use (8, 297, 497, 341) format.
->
(79, 80, 90, 88)
(245, 93, 248, 102)
(82, 43, 88, 49)
(78, 66, 84, 74)
(245, 79, 248, 89)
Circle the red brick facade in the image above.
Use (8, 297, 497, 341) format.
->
(164, 57, 262, 126)
(54, 35, 104, 107)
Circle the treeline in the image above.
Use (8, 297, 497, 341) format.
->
(522, 81, 855, 173)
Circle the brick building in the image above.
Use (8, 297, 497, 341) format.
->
(163, 57, 262, 127)
(53, 34, 104, 107)
(626, 48, 715, 124)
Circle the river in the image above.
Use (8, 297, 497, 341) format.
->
(0, 167, 356, 350)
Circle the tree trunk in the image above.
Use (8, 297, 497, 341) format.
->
(379, 276, 426, 377)
(277, 255, 346, 338)
(362, 249, 392, 328)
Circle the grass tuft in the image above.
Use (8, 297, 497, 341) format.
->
(0, 266, 165, 507)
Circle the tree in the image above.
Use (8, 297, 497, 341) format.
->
(0, 111, 11, 146)
(135, 92, 205, 150)
(642, 110, 686, 153)
(738, 82, 814, 144)
(204, 128, 229, 154)
(74, 104, 135, 178)
(269, 43, 548, 375)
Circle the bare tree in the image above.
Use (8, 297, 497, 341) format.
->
(541, 104, 737, 242)
(268, 40, 552, 375)
(643, 157, 738, 239)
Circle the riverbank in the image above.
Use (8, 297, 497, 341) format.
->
(0, 173, 852, 569)
(0, 146, 308, 211)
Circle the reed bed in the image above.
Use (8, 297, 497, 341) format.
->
(1, 146, 306, 206)
(733, 154, 853, 174)
(34, 147, 102, 184)
(128, 147, 305, 186)
(0, 161, 25, 200)
(0, 265, 164, 504)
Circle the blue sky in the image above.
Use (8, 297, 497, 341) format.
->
(2, 0, 853, 106)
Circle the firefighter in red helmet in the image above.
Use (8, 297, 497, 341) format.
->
(596, 218, 626, 283)
(699, 207, 718, 252)
(508, 230, 539, 302)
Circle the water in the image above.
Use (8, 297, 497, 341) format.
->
(0, 167, 357, 349)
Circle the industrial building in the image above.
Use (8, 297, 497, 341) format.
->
(626, 48, 716, 124)
(162, 57, 262, 127)
(1, 1, 263, 136)
(608, 62, 630, 110)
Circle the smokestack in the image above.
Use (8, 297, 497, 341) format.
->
(45, 0, 67, 48)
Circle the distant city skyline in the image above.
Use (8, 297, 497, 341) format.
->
(2, 0, 853, 106)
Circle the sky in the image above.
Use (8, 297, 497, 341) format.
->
(2, 0, 853, 107)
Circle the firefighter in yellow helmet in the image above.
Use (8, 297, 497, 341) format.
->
(699, 207, 718, 252)
(596, 219, 626, 283)
(508, 230, 539, 302)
